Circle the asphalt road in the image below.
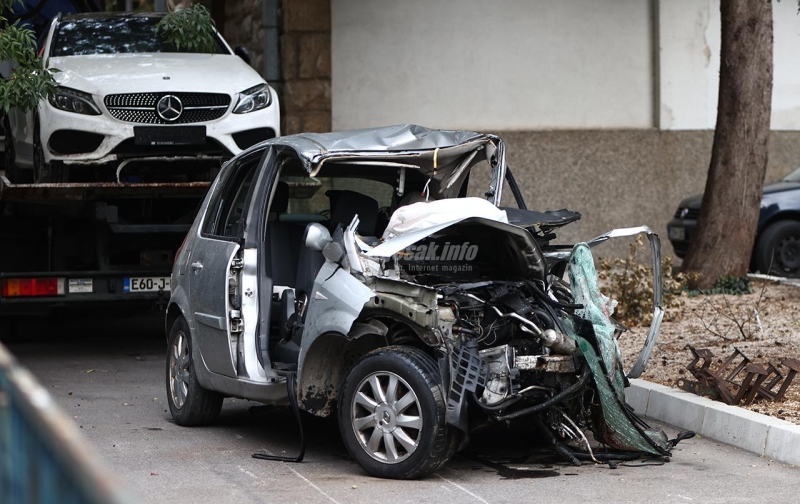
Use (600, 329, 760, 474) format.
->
(6, 314, 800, 504)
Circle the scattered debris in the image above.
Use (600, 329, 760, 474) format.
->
(683, 345, 799, 405)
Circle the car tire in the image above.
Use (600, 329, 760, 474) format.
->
(338, 346, 452, 479)
(32, 116, 67, 184)
(754, 220, 800, 278)
(166, 316, 224, 426)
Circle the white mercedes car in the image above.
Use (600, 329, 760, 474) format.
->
(5, 12, 280, 183)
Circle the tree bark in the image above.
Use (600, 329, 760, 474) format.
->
(682, 0, 773, 288)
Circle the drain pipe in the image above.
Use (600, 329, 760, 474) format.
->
(262, 0, 281, 82)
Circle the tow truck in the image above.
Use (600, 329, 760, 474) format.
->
(0, 177, 209, 335)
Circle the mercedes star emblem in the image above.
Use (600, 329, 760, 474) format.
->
(156, 94, 183, 122)
(680, 208, 689, 219)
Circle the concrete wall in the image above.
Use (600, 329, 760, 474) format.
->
(466, 130, 800, 258)
(658, 0, 800, 130)
(332, 0, 800, 132)
(329, 0, 800, 258)
(331, 0, 655, 130)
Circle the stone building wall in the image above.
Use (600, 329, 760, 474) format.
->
(221, 0, 266, 76)
(279, 0, 331, 134)
(219, 0, 332, 135)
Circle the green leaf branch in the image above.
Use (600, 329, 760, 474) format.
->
(0, 0, 59, 112)
(156, 4, 217, 54)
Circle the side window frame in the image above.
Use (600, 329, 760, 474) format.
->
(201, 148, 265, 241)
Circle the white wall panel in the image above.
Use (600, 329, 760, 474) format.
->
(332, 0, 654, 130)
(659, 0, 800, 130)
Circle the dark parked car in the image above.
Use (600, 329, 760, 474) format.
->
(667, 167, 800, 277)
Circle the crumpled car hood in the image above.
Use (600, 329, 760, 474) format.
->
(367, 197, 509, 256)
(50, 53, 264, 96)
(355, 198, 547, 285)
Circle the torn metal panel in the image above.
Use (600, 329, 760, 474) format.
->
(298, 261, 375, 358)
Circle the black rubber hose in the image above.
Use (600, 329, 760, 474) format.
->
(570, 451, 652, 462)
(453, 326, 480, 337)
(531, 416, 581, 466)
(493, 367, 590, 421)
(252, 372, 305, 463)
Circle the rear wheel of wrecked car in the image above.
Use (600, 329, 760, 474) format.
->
(166, 316, 223, 426)
(338, 346, 451, 479)
(755, 220, 800, 278)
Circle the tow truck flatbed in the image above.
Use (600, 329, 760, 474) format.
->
(0, 176, 210, 325)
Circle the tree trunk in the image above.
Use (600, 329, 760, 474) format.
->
(682, 0, 773, 289)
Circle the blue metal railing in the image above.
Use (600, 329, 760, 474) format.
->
(0, 342, 137, 504)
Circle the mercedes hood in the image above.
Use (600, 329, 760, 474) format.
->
(48, 53, 265, 97)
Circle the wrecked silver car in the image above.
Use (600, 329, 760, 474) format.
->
(166, 125, 688, 479)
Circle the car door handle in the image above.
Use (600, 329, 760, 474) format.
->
(191, 261, 204, 272)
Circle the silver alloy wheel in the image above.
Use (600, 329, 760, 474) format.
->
(351, 371, 423, 464)
(169, 331, 190, 409)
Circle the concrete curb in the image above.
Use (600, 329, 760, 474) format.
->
(748, 272, 800, 288)
(626, 379, 800, 466)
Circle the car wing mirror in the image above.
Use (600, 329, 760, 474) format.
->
(305, 223, 332, 251)
(234, 46, 252, 64)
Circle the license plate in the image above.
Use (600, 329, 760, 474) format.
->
(668, 227, 686, 241)
(134, 126, 206, 146)
(124, 277, 170, 293)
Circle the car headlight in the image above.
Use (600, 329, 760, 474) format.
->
(48, 87, 101, 115)
(233, 84, 271, 114)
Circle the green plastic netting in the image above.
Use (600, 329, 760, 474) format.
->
(566, 243, 669, 455)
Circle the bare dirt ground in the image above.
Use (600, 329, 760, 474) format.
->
(617, 279, 800, 425)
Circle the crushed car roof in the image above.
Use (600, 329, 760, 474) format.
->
(260, 124, 499, 171)
(271, 124, 485, 155)
(254, 124, 506, 200)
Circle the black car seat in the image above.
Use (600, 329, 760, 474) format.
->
(265, 181, 302, 364)
(267, 181, 303, 289)
(275, 191, 380, 364)
(327, 189, 380, 241)
(275, 222, 327, 364)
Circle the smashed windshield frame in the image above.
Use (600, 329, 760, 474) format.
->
(50, 16, 229, 56)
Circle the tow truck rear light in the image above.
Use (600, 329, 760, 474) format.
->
(0, 278, 65, 298)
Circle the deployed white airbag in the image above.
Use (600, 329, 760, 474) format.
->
(382, 197, 508, 240)
(364, 197, 509, 258)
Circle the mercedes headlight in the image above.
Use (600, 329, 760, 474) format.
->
(48, 87, 101, 115)
(233, 84, 271, 114)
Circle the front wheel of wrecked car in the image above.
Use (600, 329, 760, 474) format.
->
(338, 346, 451, 479)
(166, 316, 223, 426)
